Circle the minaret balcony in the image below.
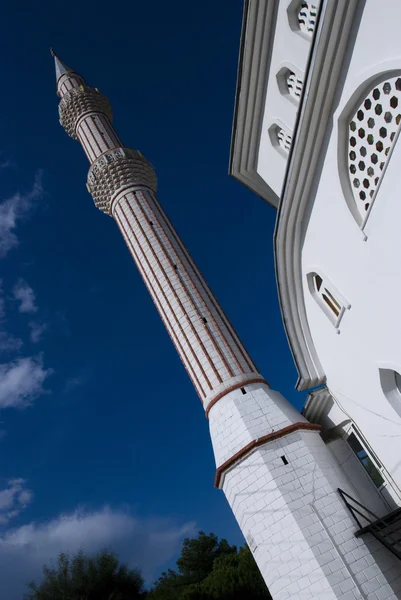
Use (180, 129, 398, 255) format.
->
(58, 86, 113, 139)
(86, 148, 157, 215)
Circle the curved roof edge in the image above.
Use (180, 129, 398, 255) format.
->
(274, 0, 360, 391)
(229, 0, 280, 208)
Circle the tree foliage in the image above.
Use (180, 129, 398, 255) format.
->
(26, 549, 146, 600)
(149, 532, 271, 600)
(26, 532, 271, 600)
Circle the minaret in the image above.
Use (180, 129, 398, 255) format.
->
(52, 52, 401, 599)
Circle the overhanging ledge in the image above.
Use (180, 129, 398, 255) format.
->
(229, 0, 280, 208)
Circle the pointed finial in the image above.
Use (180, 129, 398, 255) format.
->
(51, 51, 75, 83)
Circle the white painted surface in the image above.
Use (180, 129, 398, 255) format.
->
(296, 0, 401, 501)
(209, 381, 305, 467)
(327, 438, 390, 517)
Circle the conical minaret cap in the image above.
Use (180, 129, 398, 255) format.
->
(50, 48, 74, 82)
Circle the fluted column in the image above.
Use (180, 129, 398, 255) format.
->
(112, 187, 265, 407)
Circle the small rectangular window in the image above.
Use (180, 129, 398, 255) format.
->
(281, 455, 289, 465)
(241, 387, 246, 395)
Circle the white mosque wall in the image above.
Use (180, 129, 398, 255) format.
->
(298, 0, 401, 502)
(327, 438, 392, 517)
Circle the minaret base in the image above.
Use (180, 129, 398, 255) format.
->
(209, 382, 401, 600)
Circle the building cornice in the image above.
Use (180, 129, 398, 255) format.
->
(302, 385, 333, 423)
(229, 0, 280, 208)
(274, 0, 360, 391)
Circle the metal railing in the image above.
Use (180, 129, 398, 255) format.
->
(338, 488, 401, 561)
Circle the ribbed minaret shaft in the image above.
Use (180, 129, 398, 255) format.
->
(114, 188, 264, 404)
(53, 52, 266, 410)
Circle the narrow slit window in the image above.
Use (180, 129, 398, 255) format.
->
(322, 288, 341, 317)
(314, 274, 323, 291)
(308, 272, 348, 329)
(281, 455, 289, 465)
(241, 387, 247, 395)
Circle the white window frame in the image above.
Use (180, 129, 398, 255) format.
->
(307, 270, 350, 332)
(344, 425, 387, 492)
(379, 366, 401, 420)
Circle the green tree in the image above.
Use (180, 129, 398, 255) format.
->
(177, 532, 237, 585)
(200, 547, 272, 599)
(149, 532, 271, 600)
(26, 549, 146, 600)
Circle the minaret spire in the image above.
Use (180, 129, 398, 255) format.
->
(50, 50, 86, 96)
(52, 56, 401, 599)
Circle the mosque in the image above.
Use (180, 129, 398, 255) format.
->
(51, 1, 401, 596)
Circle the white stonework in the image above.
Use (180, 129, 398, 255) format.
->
(210, 383, 401, 599)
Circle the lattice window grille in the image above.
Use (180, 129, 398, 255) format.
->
(287, 71, 303, 100)
(298, 2, 318, 36)
(348, 77, 401, 223)
(277, 128, 292, 153)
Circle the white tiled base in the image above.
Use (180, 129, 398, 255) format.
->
(209, 383, 401, 599)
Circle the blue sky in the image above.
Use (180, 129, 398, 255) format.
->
(0, 0, 306, 596)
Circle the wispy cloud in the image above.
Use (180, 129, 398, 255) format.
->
(0, 506, 195, 599)
(0, 356, 51, 409)
(28, 321, 47, 344)
(0, 161, 14, 172)
(0, 172, 43, 258)
(13, 280, 37, 314)
(0, 479, 33, 526)
(63, 372, 90, 395)
(0, 333, 22, 354)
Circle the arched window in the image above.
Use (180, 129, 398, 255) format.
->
(269, 124, 293, 157)
(347, 77, 401, 226)
(288, 1, 320, 39)
(307, 272, 349, 329)
(379, 368, 401, 419)
(297, 2, 319, 37)
(276, 67, 304, 106)
(277, 128, 292, 153)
